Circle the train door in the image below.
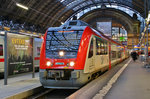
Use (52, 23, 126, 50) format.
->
(95, 37, 109, 70)
(0, 36, 4, 74)
(84, 37, 96, 73)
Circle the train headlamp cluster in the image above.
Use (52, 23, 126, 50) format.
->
(46, 61, 75, 67)
(69, 61, 75, 67)
(59, 51, 64, 57)
(46, 61, 52, 67)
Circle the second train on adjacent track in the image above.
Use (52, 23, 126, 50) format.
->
(39, 20, 128, 89)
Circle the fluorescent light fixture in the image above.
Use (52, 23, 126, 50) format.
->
(148, 11, 150, 22)
(60, 0, 65, 2)
(0, 31, 5, 35)
(16, 3, 28, 10)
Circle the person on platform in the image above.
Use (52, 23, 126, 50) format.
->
(131, 51, 138, 61)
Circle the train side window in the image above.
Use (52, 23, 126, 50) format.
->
(95, 37, 107, 55)
(88, 38, 93, 58)
(118, 50, 122, 58)
(0, 45, 3, 56)
(96, 38, 101, 55)
(104, 42, 108, 54)
(111, 51, 116, 60)
(117, 51, 121, 58)
(103, 43, 106, 54)
(101, 42, 104, 55)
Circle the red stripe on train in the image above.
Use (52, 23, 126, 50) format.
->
(0, 58, 4, 62)
(34, 57, 40, 60)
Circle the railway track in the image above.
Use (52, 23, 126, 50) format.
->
(28, 89, 77, 99)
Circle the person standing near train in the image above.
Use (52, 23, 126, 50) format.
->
(131, 51, 138, 61)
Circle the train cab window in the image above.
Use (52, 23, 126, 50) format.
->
(88, 39, 93, 58)
(0, 45, 3, 56)
(46, 30, 83, 59)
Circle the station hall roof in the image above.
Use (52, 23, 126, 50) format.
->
(0, 0, 149, 28)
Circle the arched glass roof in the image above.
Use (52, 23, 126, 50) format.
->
(0, 0, 149, 28)
(67, 4, 144, 22)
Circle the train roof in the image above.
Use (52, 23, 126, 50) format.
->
(90, 27, 122, 46)
(48, 20, 88, 31)
(61, 20, 89, 27)
(47, 20, 123, 46)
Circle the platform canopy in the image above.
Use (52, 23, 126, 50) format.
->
(0, 0, 149, 28)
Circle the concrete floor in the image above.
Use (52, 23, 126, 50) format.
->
(0, 72, 41, 99)
(105, 60, 150, 99)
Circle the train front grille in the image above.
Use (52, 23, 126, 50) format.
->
(46, 69, 73, 80)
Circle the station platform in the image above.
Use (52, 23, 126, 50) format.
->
(103, 59, 150, 99)
(0, 72, 42, 99)
(93, 58, 150, 99)
(67, 58, 150, 99)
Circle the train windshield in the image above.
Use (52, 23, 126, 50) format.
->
(46, 30, 83, 59)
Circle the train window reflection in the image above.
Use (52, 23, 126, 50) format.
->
(0, 45, 3, 56)
(46, 30, 83, 59)
(96, 39, 101, 55)
(111, 51, 116, 60)
(96, 37, 108, 55)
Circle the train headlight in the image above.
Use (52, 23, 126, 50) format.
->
(69, 61, 75, 67)
(46, 61, 52, 67)
(59, 51, 64, 57)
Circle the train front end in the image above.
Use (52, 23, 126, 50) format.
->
(39, 20, 89, 89)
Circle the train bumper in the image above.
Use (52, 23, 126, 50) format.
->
(39, 69, 90, 89)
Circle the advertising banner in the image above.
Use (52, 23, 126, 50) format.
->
(7, 33, 33, 76)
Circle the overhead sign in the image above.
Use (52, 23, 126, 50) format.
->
(119, 37, 125, 41)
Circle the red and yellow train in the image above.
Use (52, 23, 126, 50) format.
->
(39, 20, 128, 89)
